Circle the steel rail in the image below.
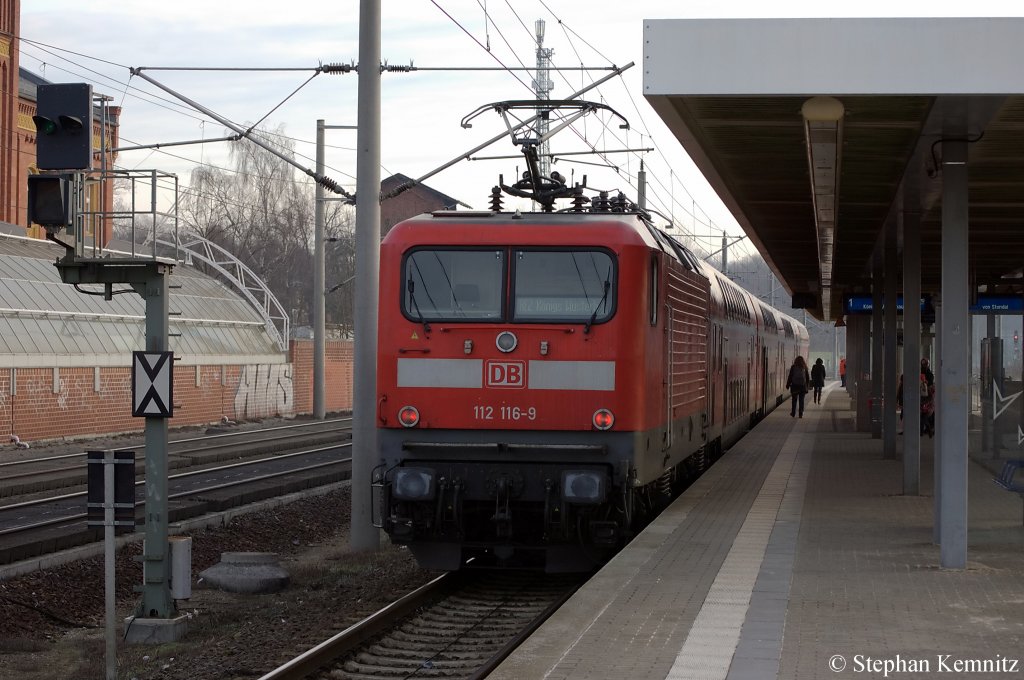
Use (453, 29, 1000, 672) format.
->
(0, 454, 350, 538)
(0, 426, 349, 484)
(255, 573, 459, 680)
(0, 417, 352, 470)
(0, 443, 351, 521)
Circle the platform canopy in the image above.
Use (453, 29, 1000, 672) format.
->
(644, 17, 1024, 320)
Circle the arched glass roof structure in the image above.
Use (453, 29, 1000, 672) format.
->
(0, 233, 285, 367)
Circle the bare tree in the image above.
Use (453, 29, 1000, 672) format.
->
(178, 124, 355, 330)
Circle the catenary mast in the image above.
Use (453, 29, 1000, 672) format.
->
(534, 19, 555, 181)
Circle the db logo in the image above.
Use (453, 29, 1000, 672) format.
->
(486, 360, 526, 388)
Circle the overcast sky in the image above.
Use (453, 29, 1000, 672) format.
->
(21, 1, 1024, 260)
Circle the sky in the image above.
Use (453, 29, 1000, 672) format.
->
(20, 1, 1024, 262)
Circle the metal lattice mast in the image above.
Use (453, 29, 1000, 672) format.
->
(534, 19, 555, 181)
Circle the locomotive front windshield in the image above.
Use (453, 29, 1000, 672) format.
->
(404, 249, 504, 320)
(513, 250, 615, 322)
(401, 247, 616, 324)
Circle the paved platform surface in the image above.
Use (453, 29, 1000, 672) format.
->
(491, 384, 1024, 680)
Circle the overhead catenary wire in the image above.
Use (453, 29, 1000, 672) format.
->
(17, 44, 362, 170)
(24, 5, 740, 268)
(523, 2, 731, 244)
(468, 1, 690, 236)
(129, 67, 354, 201)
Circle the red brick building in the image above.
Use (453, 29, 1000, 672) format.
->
(381, 173, 462, 237)
(3, 0, 120, 244)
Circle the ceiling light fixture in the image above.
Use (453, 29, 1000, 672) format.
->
(801, 96, 845, 320)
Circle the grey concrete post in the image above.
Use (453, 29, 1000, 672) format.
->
(314, 120, 326, 420)
(933, 300, 942, 545)
(903, 209, 921, 495)
(851, 315, 872, 432)
(872, 251, 884, 439)
(883, 219, 899, 458)
(939, 132, 969, 569)
(982, 314, 995, 453)
(351, 0, 382, 552)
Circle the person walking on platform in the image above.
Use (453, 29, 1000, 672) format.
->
(810, 358, 826, 404)
(786, 356, 810, 418)
(896, 374, 904, 434)
(839, 356, 847, 387)
(920, 357, 934, 387)
(920, 371, 936, 437)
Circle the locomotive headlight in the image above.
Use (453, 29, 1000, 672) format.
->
(398, 405, 420, 428)
(562, 470, 607, 505)
(393, 467, 436, 501)
(592, 408, 615, 430)
(495, 331, 518, 353)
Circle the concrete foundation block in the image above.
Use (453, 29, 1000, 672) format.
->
(198, 551, 290, 593)
(123, 614, 190, 645)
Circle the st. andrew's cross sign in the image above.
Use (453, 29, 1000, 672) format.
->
(132, 351, 174, 418)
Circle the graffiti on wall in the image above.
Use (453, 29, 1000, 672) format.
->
(234, 364, 295, 420)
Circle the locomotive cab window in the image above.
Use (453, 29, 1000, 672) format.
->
(403, 248, 504, 321)
(512, 249, 616, 323)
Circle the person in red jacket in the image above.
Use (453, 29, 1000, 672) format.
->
(839, 357, 847, 387)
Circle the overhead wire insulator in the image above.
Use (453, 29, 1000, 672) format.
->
(320, 63, 354, 75)
(570, 185, 589, 213)
(489, 186, 503, 212)
(611, 192, 627, 212)
(316, 174, 355, 202)
(383, 63, 415, 73)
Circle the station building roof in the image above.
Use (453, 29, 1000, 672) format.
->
(643, 17, 1024, 321)
(0, 230, 285, 368)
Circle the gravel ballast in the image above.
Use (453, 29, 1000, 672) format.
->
(0, 486, 438, 680)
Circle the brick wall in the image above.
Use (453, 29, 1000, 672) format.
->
(0, 339, 355, 444)
(291, 339, 354, 413)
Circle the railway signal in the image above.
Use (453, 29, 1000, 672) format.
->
(32, 83, 94, 170)
(26, 173, 73, 231)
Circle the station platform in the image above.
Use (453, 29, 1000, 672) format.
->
(491, 384, 1024, 679)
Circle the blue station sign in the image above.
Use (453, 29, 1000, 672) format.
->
(844, 294, 1022, 315)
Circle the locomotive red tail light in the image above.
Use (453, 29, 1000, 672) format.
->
(592, 409, 615, 430)
(398, 406, 420, 428)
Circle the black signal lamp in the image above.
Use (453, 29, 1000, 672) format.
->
(32, 115, 58, 135)
(27, 174, 73, 231)
(58, 115, 84, 131)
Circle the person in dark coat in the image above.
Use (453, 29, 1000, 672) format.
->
(921, 357, 934, 386)
(786, 356, 810, 418)
(810, 358, 826, 404)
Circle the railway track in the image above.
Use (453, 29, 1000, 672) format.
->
(260, 570, 585, 680)
(0, 419, 353, 568)
(0, 417, 351, 499)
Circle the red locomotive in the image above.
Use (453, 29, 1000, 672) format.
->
(373, 102, 808, 571)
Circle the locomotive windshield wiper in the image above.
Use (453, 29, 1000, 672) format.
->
(584, 279, 611, 335)
(407, 278, 431, 334)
